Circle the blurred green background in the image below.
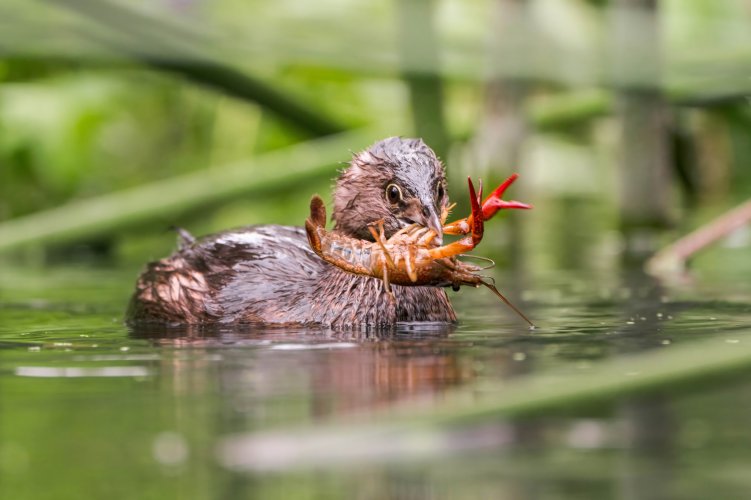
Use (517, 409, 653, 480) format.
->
(0, 0, 749, 274)
(2, 2, 751, 500)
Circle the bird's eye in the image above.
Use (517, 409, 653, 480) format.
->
(436, 183, 444, 200)
(385, 183, 402, 204)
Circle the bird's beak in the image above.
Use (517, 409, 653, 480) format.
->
(423, 205, 444, 246)
(402, 199, 444, 246)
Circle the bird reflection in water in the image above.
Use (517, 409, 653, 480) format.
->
(128, 322, 476, 417)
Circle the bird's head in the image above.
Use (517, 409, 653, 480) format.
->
(332, 137, 448, 244)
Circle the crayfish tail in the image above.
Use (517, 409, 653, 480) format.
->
(305, 195, 328, 254)
(309, 195, 327, 227)
(304, 219, 321, 254)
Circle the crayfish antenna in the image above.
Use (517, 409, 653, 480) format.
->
(480, 279, 536, 329)
(457, 254, 496, 271)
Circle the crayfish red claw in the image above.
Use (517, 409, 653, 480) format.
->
(481, 173, 532, 219)
(467, 176, 484, 247)
(443, 173, 531, 237)
(427, 177, 486, 260)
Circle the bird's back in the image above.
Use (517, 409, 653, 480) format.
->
(127, 225, 456, 328)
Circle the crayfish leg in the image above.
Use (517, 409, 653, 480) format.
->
(381, 257, 394, 297)
(404, 246, 418, 283)
(418, 229, 438, 247)
(436, 257, 458, 271)
(441, 202, 457, 225)
(368, 222, 396, 268)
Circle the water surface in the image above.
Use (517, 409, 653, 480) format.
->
(2, 264, 751, 499)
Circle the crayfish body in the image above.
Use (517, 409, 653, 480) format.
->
(305, 175, 536, 327)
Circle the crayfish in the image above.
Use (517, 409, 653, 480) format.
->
(305, 174, 535, 327)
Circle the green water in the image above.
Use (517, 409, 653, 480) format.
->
(2, 262, 751, 500)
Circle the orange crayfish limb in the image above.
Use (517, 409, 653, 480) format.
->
(443, 220, 470, 236)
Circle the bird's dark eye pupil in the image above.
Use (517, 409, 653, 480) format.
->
(437, 185, 444, 199)
(386, 184, 401, 203)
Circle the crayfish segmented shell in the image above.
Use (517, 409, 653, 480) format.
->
(305, 176, 535, 327)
